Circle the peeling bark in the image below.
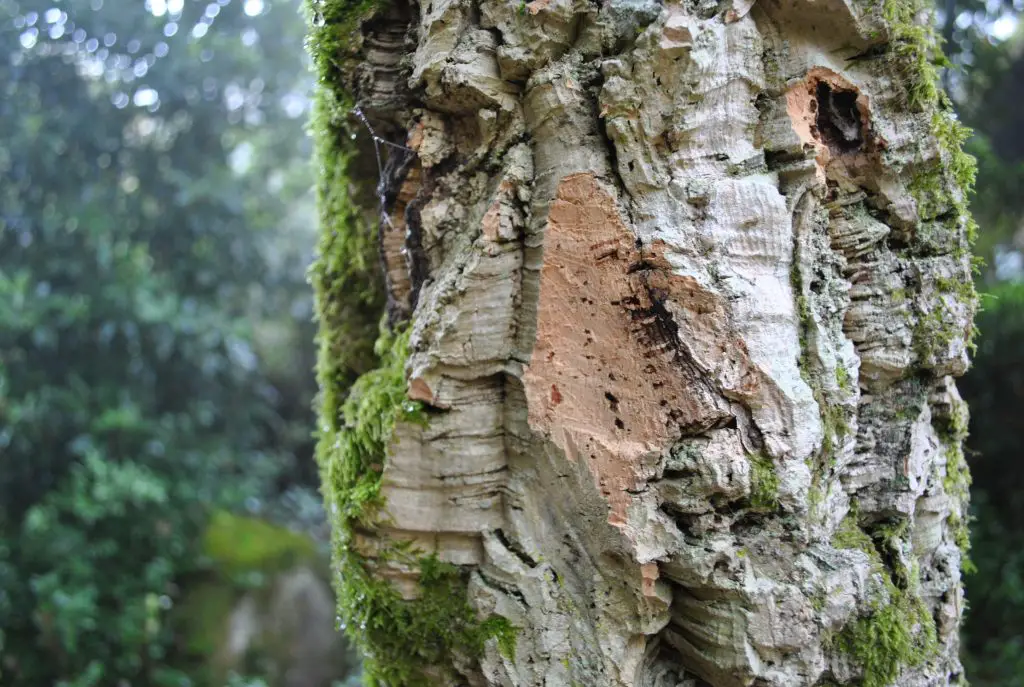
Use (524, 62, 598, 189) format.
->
(311, 1, 977, 685)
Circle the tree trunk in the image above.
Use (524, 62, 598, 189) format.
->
(309, 1, 977, 686)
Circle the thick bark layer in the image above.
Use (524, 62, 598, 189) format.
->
(312, 1, 976, 685)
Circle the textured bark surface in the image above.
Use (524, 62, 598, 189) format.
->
(311, 1, 977, 685)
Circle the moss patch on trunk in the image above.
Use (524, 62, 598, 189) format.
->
(307, 0, 389, 396)
(307, 3, 517, 681)
(831, 509, 939, 687)
(315, 325, 515, 685)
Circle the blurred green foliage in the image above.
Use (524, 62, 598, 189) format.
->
(202, 510, 318, 580)
(960, 283, 1024, 685)
(941, 3, 1024, 685)
(0, 0, 331, 683)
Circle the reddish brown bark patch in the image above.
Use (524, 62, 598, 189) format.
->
(524, 173, 729, 523)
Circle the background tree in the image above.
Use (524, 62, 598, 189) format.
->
(936, 3, 1024, 685)
(0, 0, 348, 683)
(958, 282, 1024, 685)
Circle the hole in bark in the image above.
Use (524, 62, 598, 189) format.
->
(605, 391, 620, 412)
(614, 417, 625, 430)
(814, 81, 864, 154)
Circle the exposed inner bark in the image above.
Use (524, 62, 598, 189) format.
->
(524, 172, 732, 524)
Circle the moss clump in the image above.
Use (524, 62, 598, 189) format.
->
(832, 510, 874, 555)
(807, 481, 826, 516)
(319, 325, 424, 524)
(308, 2, 517, 676)
(934, 393, 970, 445)
(943, 443, 971, 501)
(481, 615, 519, 661)
(820, 403, 850, 465)
(835, 365, 852, 393)
(884, 1, 980, 281)
(333, 547, 516, 685)
(315, 325, 516, 684)
(832, 508, 939, 686)
(748, 452, 780, 511)
(307, 0, 390, 399)
(881, 0, 946, 111)
(836, 589, 937, 687)
(930, 110, 978, 206)
(911, 300, 961, 366)
(882, 0, 979, 343)
(942, 438, 973, 573)
(948, 513, 976, 575)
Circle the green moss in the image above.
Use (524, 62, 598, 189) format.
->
(319, 325, 423, 524)
(308, 2, 518, 677)
(911, 297, 963, 367)
(820, 403, 850, 467)
(832, 507, 939, 686)
(307, 0, 391, 401)
(882, 0, 980, 353)
(481, 615, 519, 661)
(796, 293, 811, 324)
(748, 452, 780, 511)
(935, 394, 970, 445)
(811, 591, 826, 612)
(835, 365, 852, 393)
(836, 589, 937, 687)
(333, 549, 517, 685)
(881, 0, 945, 112)
(832, 510, 876, 558)
(931, 110, 978, 198)
(807, 481, 826, 516)
(948, 513, 976, 575)
(202, 510, 319, 579)
(314, 326, 516, 684)
(942, 442, 972, 504)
